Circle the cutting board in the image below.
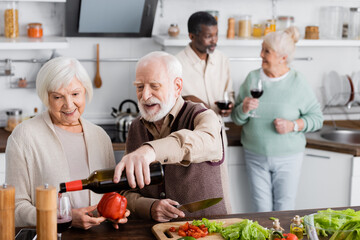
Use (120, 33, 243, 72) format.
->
(152, 218, 243, 240)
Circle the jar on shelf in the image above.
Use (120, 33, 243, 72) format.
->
(305, 26, 319, 39)
(227, 17, 236, 39)
(277, 16, 294, 31)
(27, 23, 43, 38)
(238, 15, 252, 38)
(268, 19, 276, 32)
(5, 108, 22, 132)
(168, 24, 180, 37)
(349, 7, 360, 39)
(4, 1, 19, 38)
(252, 24, 262, 38)
(264, 22, 272, 36)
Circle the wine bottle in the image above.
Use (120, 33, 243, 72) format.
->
(59, 162, 164, 194)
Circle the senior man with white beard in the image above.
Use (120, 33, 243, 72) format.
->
(113, 51, 231, 222)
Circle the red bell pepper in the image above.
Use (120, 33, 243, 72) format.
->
(273, 231, 298, 240)
(97, 192, 127, 220)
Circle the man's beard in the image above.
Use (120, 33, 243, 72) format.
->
(206, 44, 217, 54)
(138, 91, 176, 122)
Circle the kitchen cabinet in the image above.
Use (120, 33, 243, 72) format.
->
(228, 146, 355, 213)
(295, 148, 353, 209)
(227, 146, 252, 213)
(0, 153, 5, 184)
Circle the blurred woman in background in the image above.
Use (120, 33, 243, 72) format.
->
(231, 26, 323, 212)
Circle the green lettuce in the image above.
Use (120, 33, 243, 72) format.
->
(220, 219, 269, 240)
(191, 218, 224, 233)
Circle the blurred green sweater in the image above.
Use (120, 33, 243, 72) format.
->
(231, 68, 323, 156)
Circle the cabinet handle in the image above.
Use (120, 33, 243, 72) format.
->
(305, 154, 330, 159)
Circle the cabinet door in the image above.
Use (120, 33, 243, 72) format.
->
(0, 153, 5, 184)
(227, 146, 252, 213)
(295, 148, 353, 210)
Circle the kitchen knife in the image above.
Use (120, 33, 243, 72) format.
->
(176, 197, 222, 213)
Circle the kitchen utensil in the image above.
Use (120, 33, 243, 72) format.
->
(176, 197, 222, 213)
(94, 43, 102, 88)
(0, 183, 15, 240)
(111, 99, 139, 142)
(36, 184, 57, 240)
(152, 218, 242, 240)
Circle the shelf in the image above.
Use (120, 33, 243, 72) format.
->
(0, 36, 69, 50)
(153, 35, 360, 48)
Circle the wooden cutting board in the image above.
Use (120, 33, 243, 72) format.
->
(152, 218, 243, 240)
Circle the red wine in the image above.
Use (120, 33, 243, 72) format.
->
(57, 217, 72, 233)
(216, 100, 231, 110)
(59, 162, 164, 194)
(250, 89, 263, 99)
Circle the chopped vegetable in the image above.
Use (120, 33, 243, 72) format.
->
(192, 218, 224, 233)
(176, 222, 209, 239)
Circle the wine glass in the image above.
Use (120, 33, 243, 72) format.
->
(215, 91, 234, 110)
(57, 193, 72, 240)
(249, 78, 263, 118)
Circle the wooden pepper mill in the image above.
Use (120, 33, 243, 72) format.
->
(0, 183, 15, 240)
(227, 17, 236, 39)
(36, 184, 57, 240)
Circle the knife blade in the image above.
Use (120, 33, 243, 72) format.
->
(176, 197, 223, 213)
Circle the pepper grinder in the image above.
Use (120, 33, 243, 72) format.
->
(0, 183, 15, 240)
(36, 184, 57, 240)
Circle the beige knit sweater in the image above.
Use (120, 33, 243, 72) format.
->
(5, 111, 115, 227)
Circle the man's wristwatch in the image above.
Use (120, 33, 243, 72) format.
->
(292, 121, 299, 132)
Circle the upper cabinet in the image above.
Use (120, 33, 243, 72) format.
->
(1, 0, 66, 2)
(153, 35, 360, 48)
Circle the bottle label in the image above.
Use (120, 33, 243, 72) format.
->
(65, 180, 83, 191)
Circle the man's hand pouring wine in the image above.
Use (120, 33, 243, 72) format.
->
(113, 145, 156, 189)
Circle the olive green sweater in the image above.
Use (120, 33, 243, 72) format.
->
(231, 69, 323, 156)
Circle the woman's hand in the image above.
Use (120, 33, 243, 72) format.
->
(151, 199, 185, 222)
(109, 209, 131, 229)
(273, 118, 294, 134)
(71, 205, 106, 230)
(242, 97, 259, 114)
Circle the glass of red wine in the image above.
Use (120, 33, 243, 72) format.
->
(57, 193, 72, 240)
(216, 91, 233, 110)
(249, 78, 263, 117)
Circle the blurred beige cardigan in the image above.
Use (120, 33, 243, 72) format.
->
(5, 111, 115, 227)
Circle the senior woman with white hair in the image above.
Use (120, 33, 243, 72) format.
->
(231, 26, 323, 212)
(6, 57, 129, 229)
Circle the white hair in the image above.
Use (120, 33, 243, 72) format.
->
(263, 26, 300, 64)
(136, 51, 182, 81)
(36, 57, 93, 107)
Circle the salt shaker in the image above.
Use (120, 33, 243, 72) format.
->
(36, 184, 57, 240)
(0, 183, 15, 240)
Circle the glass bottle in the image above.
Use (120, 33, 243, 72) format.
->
(5, 108, 22, 132)
(4, 2, 19, 38)
(349, 8, 360, 39)
(290, 215, 304, 240)
(59, 162, 164, 194)
(264, 22, 272, 36)
(270, 218, 284, 240)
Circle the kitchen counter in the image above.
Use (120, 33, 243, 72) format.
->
(16, 206, 360, 240)
(2, 120, 360, 155)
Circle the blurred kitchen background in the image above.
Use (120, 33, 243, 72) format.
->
(0, 0, 360, 126)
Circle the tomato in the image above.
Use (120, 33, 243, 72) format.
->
(273, 231, 299, 240)
(97, 192, 127, 220)
(177, 222, 208, 239)
(169, 227, 176, 232)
